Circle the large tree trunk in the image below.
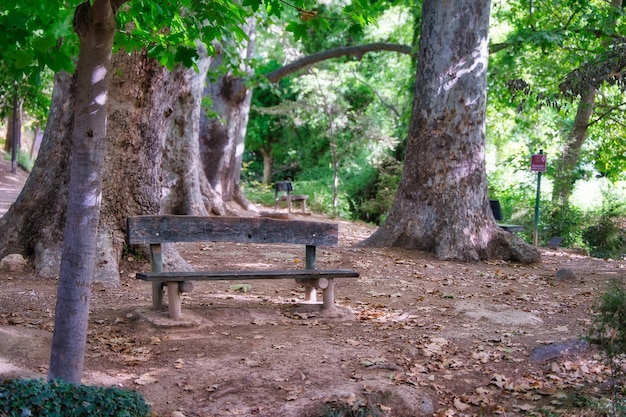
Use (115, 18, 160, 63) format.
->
(49, 0, 119, 383)
(95, 51, 189, 283)
(161, 45, 230, 216)
(199, 20, 256, 210)
(0, 52, 191, 284)
(360, 0, 540, 264)
(0, 72, 73, 277)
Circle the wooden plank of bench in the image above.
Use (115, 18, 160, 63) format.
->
(136, 269, 359, 281)
(499, 224, 526, 233)
(128, 215, 336, 246)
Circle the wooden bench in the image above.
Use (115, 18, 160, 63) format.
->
(274, 180, 309, 213)
(127, 215, 359, 320)
(489, 200, 526, 233)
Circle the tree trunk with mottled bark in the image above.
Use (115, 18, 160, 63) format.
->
(360, 0, 540, 264)
(199, 21, 256, 210)
(49, 0, 120, 383)
(0, 72, 72, 278)
(551, 88, 595, 208)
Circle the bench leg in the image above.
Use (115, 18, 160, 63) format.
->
(322, 278, 335, 310)
(167, 282, 182, 319)
(152, 282, 164, 311)
(304, 286, 317, 302)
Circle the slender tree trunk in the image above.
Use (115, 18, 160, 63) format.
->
(261, 146, 273, 185)
(30, 123, 41, 159)
(361, 0, 540, 264)
(10, 83, 22, 173)
(551, 88, 595, 208)
(49, 0, 119, 383)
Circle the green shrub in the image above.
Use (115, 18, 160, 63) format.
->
(0, 378, 151, 417)
(582, 194, 626, 259)
(587, 279, 626, 416)
(347, 157, 401, 225)
(543, 203, 586, 248)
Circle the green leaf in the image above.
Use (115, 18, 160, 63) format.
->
(285, 21, 308, 41)
(174, 46, 199, 69)
(13, 50, 34, 68)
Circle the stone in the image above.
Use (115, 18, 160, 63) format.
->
(529, 339, 590, 363)
(555, 268, 576, 281)
(0, 254, 28, 272)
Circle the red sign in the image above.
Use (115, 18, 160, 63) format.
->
(531, 154, 547, 172)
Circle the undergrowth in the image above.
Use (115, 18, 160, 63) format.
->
(0, 378, 151, 417)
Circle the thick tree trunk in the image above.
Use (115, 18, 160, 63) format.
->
(360, 0, 540, 264)
(96, 51, 189, 283)
(199, 20, 255, 206)
(49, 0, 118, 383)
(161, 47, 221, 216)
(0, 52, 191, 284)
(0, 72, 72, 277)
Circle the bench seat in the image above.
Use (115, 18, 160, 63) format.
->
(136, 269, 359, 282)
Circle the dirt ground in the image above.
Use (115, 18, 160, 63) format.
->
(1, 159, 626, 416)
(1, 213, 625, 417)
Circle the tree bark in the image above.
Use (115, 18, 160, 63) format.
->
(199, 20, 256, 207)
(551, 88, 595, 208)
(161, 46, 216, 216)
(0, 73, 72, 278)
(95, 51, 190, 283)
(261, 146, 273, 185)
(360, 0, 540, 264)
(49, 0, 120, 383)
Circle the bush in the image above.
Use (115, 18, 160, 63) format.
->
(0, 378, 151, 417)
(347, 157, 402, 225)
(582, 194, 626, 259)
(587, 279, 626, 416)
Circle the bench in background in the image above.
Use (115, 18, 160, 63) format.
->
(274, 180, 309, 213)
(490, 200, 526, 233)
(127, 215, 359, 319)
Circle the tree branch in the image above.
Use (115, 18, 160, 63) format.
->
(351, 72, 401, 118)
(264, 43, 414, 83)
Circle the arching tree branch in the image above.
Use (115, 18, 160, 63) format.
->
(264, 42, 414, 83)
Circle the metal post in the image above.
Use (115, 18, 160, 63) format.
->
(533, 150, 543, 246)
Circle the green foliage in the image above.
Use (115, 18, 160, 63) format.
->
(241, 181, 275, 207)
(0, 378, 150, 417)
(582, 193, 626, 259)
(587, 279, 626, 416)
(544, 203, 586, 248)
(346, 157, 402, 225)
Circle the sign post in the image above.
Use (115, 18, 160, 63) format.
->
(530, 150, 546, 245)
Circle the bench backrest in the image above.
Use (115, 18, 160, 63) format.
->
(127, 215, 338, 246)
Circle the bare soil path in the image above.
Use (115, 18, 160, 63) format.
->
(0, 158, 29, 217)
(1, 164, 625, 416)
